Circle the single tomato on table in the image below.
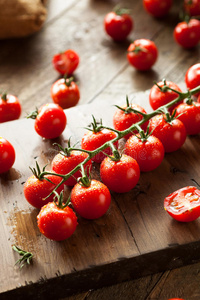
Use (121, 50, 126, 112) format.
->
(71, 179, 111, 219)
(0, 137, 15, 174)
(27, 103, 67, 139)
(52, 150, 92, 186)
(127, 39, 158, 71)
(113, 99, 148, 139)
(185, 63, 200, 97)
(0, 93, 21, 123)
(173, 19, 200, 49)
(173, 101, 200, 135)
(51, 76, 80, 109)
(164, 186, 200, 222)
(52, 49, 79, 75)
(143, 0, 172, 17)
(149, 114, 187, 153)
(149, 80, 182, 113)
(100, 154, 140, 193)
(124, 133, 165, 172)
(37, 192, 77, 241)
(104, 6, 133, 41)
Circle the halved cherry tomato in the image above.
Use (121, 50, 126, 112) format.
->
(52, 49, 79, 75)
(164, 186, 200, 222)
(0, 137, 15, 174)
(0, 93, 21, 123)
(173, 19, 200, 49)
(100, 154, 140, 193)
(143, 0, 172, 17)
(104, 7, 133, 41)
(71, 179, 111, 219)
(127, 39, 158, 71)
(51, 77, 80, 109)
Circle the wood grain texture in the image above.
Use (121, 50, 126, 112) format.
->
(1, 0, 200, 299)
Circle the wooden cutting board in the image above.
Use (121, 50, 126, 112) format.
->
(1, 91, 200, 300)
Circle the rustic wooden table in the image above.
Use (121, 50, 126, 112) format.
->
(1, 0, 200, 299)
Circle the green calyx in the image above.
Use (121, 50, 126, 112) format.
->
(12, 245, 33, 269)
(85, 115, 103, 133)
(26, 108, 39, 120)
(114, 5, 131, 16)
(1, 92, 7, 101)
(54, 190, 70, 209)
(64, 73, 74, 87)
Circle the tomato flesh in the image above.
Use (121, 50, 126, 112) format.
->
(164, 186, 200, 222)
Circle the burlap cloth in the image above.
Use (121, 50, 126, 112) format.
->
(0, 0, 47, 39)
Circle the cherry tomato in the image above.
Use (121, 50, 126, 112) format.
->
(52, 49, 79, 75)
(24, 174, 64, 209)
(185, 63, 200, 97)
(81, 128, 118, 163)
(124, 134, 164, 172)
(0, 137, 15, 174)
(32, 103, 67, 139)
(37, 201, 77, 241)
(149, 80, 182, 113)
(164, 186, 200, 222)
(127, 39, 158, 71)
(51, 77, 80, 109)
(52, 150, 92, 186)
(143, 0, 172, 17)
(70, 179, 111, 219)
(184, 0, 200, 16)
(173, 101, 200, 135)
(149, 115, 187, 153)
(104, 8, 133, 41)
(168, 298, 185, 300)
(100, 154, 140, 193)
(173, 19, 200, 49)
(0, 93, 21, 123)
(113, 103, 148, 139)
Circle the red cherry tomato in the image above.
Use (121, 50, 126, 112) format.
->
(149, 80, 182, 113)
(51, 77, 80, 109)
(0, 137, 15, 174)
(113, 103, 148, 139)
(37, 201, 77, 241)
(168, 298, 185, 300)
(52, 150, 92, 186)
(164, 186, 200, 222)
(71, 179, 111, 219)
(81, 128, 118, 163)
(33, 103, 67, 139)
(173, 19, 200, 49)
(24, 174, 64, 209)
(149, 115, 187, 153)
(185, 63, 200, 97)
(104, 8, 133, 41)
(184, 0, 200, 16)
(100, 154, 140, 193)
(0, 93, 21, 123)
(124, 134, 164, 172)
(143, 0, 172, 17)
(127, 39, 158, 71)
(173, 101, 200, 135)
(52, 49, 79, 75)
